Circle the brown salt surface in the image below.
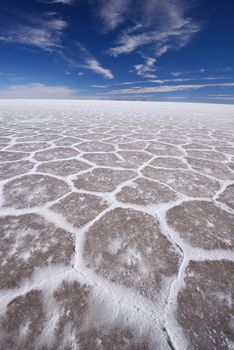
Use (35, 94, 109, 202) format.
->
(54, 136, 82, 146)
(50, 281, 91, 349)
(118, 150, 152, 168)
(7, 142, 50, 152)
(156, 137, 187, 145)
(182, 142, 213, 150)
(0, 214, 73, 288)
(149, 157, 187, 169)
(167, 201, 234, 249)
(51, 192, 108, 227)
(103, 136, 134, 144)
(130, 133, 156, 140)
(185, 149, 226, 161)
(118, 141, 148, 150)
(227, 162, 234, 170)
(216, 146, 234, 155)
(79, 328, 150, 350)
(74, 167, 137, 192)
(4, 174, 69, 208)
(177, 260, 234, 349)
(83, 208, 180, 299)
(146, 142, 183, 157)
(34, 147, 79, 161)
(0, 151, 28, 162)
(79, 133, 108, 140)
(0, 160, 34, 180)
(142, 167, 219, 197)
(217, 184, 234, 210)
(76, 141, 115, 152)
(116, 177, 176, 205)
(82, 152, 132, 168)
(186, 157, 234, 180)
(0, 289, 45, 349)
(0, 137, 11, 143)
(37, 159, 90, 176)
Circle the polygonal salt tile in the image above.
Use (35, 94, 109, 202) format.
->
(118, 151, 152, 168)
(84, 208, 180, 299)
(0, 214, 73, 288)
(37, 159, 90, 177)
(4, 174, 69, 208)
(118, 141, 148, 150)
(103, 136, 134, 144)
(74, 168, 137, 192)
(0, 151, 28, 162)
(186, 157, 234, 180)
(157, 138, 187, 145)
(130, 133, 156, 140)
(34, 147, 78, 161)
(217, 185, 234, 210)
(51, 281, 91, 349)
(82, 152, 132, 168)
(216, 146, 234, 155)
(0, 144, 8, 150)
(19, 134, 59, 142)
(116, 177, 177, 205)
(79, 133, 108, 140)
(0, 289, 45, 349)
(7, 142, 51, 152)
(142, 167, 219, 197)
(185, 150, 226, 161)
(146, 142, 183, 157)
(0, 137, 11, 143)
(167, 200, 234, 249)
(182, 142, 213, 150)
(79, 328, 150, 350)
(149, 157, 187, 169)
(176, 260, 234, 350)
(54, 136, 82, 146)
(0, 160, 34, 180)
(76, 141, 114, 152)
(227, 162, 234, 171)
(51, 192, 108, 227)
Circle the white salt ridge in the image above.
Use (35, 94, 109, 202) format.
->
(0, 100, 233, 349)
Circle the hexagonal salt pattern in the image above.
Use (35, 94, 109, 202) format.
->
(83, 208, 180, 299)
(3, 174, 69, 208)
(0, 100, 233, 350)
(0, 214, 73, 289)
(177, 260, 234, 349)
(166, 200, 234, 249)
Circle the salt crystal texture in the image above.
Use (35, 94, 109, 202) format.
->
(0, 100, 233, 350)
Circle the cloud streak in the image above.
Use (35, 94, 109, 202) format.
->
(0, 83, 78, 99)
(101, 82, 234, 95)
(0, 13, 67, 52)
(101, 0, 201, 60)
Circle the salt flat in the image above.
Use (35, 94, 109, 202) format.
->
(0, 99, 233, 349)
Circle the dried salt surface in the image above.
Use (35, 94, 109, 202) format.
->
(217, 184, 234, 210)
(0, 100, 233, 350)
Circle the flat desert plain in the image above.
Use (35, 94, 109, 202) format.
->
(0, 100, 233, 349)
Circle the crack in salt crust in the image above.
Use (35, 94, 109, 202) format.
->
(0, 100, 233, 349)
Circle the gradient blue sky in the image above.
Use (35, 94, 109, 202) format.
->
(0, 0, 234, 102)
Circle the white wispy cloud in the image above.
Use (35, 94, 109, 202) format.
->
(104, 0, 201, 59)
(73, 44, 114, 79)
(41, 0, 73, 4)
(0, 83, 78, 99)
(98, 0, 132, 31)
(133, 57, 157, 78)
(101, 82, 234, 95)
(0, 13, 67, 52)
(85, 58, 114, 79)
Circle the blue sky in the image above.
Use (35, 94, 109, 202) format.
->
(0, 0, 234, 102)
